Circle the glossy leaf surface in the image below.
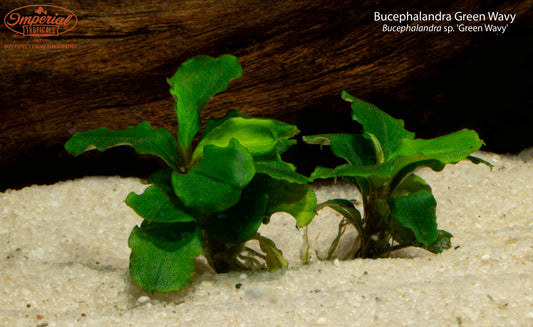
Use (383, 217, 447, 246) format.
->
(194, 117, 279, 161)
(172, 140, 255, 214)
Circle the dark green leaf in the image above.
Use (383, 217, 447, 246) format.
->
(167, 54, 242, 163)
(389, 160, 445, 194)
(142, 168, 174, 194)
(254, 153, 311, 184)
(319, 161, 396, 190)
(125, 185, 196, 223)
(128, 168, 197, 223)
(201, 177, 269, 244)
(309, 165, 339, 180)
(392, 174, 432, 197)
(64, 121, 179, 170)
(303, 133, 375, 194)
(128, 221, 203, 293)
(387, 190, 438, 246)
(265, 177, 317, 227)
(310, 161, 394, 181)
(172, 139, 255, 214)
(466, 155, 493, 168)
(390, 216, 416, 245)
(303, 133, 374, 166)
(342, 90, 415, 161)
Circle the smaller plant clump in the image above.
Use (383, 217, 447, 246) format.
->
(65, 55, 316, 293)
(304, 91, 492, 259)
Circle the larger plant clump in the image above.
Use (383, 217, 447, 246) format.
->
(65, 55, 316, 292)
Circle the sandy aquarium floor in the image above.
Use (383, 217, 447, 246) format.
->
(1, 149, 532, 326)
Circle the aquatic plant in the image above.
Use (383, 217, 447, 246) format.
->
(65, 55, 316, 292)
(304, 91, 492, 259)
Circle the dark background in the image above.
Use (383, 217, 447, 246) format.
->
(1, 0, 532, 191)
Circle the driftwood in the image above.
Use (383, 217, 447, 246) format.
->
(1, 0, 531, 190)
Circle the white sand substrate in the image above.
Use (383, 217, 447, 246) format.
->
(1, 149, 532, 326)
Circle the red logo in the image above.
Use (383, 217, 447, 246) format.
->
(4, 5, 78, 37)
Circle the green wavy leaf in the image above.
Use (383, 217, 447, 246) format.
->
(64, 121, 179, 170)
(167, 54, 242, 164)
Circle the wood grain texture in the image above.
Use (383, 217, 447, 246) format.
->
(1, 0, 531, 190)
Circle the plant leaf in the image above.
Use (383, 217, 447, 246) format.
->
(201, 109, 298, 157)
(388, 129, 485, 190)
(172, 139, 255, 214)
(364, 132, 385, 164)
(392, 174, 432, 197)
(313, 161, 396, 191)
(202, 109, 299, 142)
(202, 109, 244, 139)
(193, 117, 279, 161)
(65, 121, 179, 170)
(466, 155, 493, 168)
(303, 133, 374, 194)
(125, 186, 197, 223)
(390, 216, 416, 245)
(389, 159, 446, 194)
(265, 177, 317, 227)
(167, 54, 242, 163)
(393, 129, 484, 164)
(303, 133, 374, 166)
(423, 230, 453, 253)
(317, 199, 363, 236)
(128, 221, 203, 293)
(253, 233, 288, 271)
(142, 168, 174, 193)
(254, 153, 311, 184)
(342, 90, 415, 161)
(387, 190, 438, 246)
(311, 162, 394, 180)
(308, 165, 338, 180)
(201, 176, 269, 244)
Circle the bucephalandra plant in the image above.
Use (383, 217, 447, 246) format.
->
(65, 54, 316, 293)
(64, 53, 492, 292)
(304, 91, 492, 259)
